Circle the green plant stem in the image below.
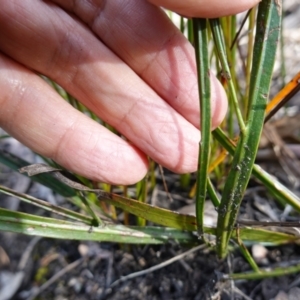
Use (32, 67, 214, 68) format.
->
(215, 0, 282, 258)
(180, 16, 185, 33)
(209, 18, 246, 134)
(78, 192, 102, 226)
(213, 127, 300, 212)
(0, 175, 297, 246)
(226, 263, 300, 280)
(187, 19, 193, 43)
(0, 188, 296, 246)
(16, 164, 298, 245)
(0, 208, 198, 245)
(0, 150, 75, 197)
(193, 18, 211, 236)
(245, 7, 257, 118)
(136, 176, 147, 226)
(207, 178, 220, 207)
(235, 227, 260, 273)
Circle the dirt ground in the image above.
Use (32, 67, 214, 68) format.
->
(1, 155, 300, 300)
(1, 236, 300, 300)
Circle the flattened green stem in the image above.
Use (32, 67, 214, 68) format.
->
(187, 19, 193, 43)
(136, 176, 147, 226)
(0, 208, 198, 245)
(0, 193, 296, 246)
(226, 263, 300, 280)
(17, 164, 298, 245)
(213, 127, 300, 212)
(216, 0, 282, 258)
(0, 150, 76, 197)
(209, 18, 246, 134)
(180, 16, 185, 33)
(78, 192, 102, 226)
(207, 178, 220, 207)
(193, 18, 211, 235)
(235, 227, 260, 273)
(245, 7, 257, 117)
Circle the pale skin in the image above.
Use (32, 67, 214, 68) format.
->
(0, 0, 260, 185)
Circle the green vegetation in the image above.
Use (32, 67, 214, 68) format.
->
(2, 0, 300, 281)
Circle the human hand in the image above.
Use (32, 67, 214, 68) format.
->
(148, 0, 260, 18)
(0, 0, 258, 185)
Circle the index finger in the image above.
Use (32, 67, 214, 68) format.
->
(148, 0, 260, 18)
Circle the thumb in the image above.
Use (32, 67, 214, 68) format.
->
(148, 0, 260, 18)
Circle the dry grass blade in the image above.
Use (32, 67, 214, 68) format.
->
(265, 71, 300, 123)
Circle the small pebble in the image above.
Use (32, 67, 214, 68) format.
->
(274, 290, 288, 300)
(252, 244, 269, 264)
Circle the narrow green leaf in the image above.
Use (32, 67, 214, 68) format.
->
(15, 165, 297, 245)
(216, 0, 282, 258)
(0, 204, 296, 246)
(102, 192, 298, 245)
(227, 263, 300, 280)
(0, 208, 198, 244)
(0, 187, 296, 246)
(0, 150, 76, 197)
(98, 190, 199, 231)
(193, 18, 211, 235)
(231, 226, 297, 246)
(236, 229, 261, 273)
(213, 127, 300, 213)
(210, 18, 246, 133)
(207, 177, 220, 207)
